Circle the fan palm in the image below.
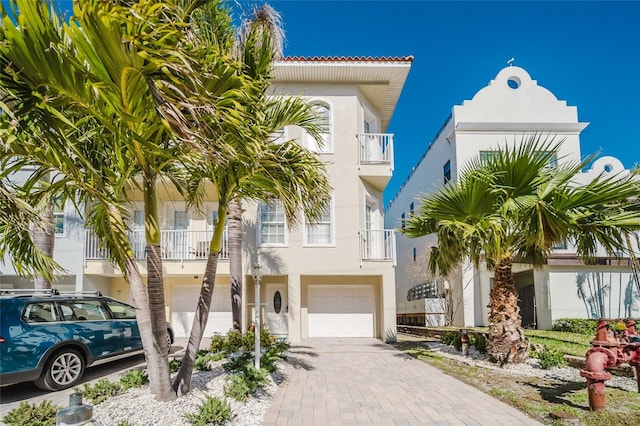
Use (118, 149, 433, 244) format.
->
(403, 136, 640, 364)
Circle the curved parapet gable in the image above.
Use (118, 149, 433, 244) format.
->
(454, 66, 582, 124)
(573, 156, 632, 184)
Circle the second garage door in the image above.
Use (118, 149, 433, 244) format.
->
(172, 285, 232, 338)
(308, 285, 374, 337)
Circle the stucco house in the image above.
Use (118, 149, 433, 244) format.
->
(0, 56, 413, 343)
(386, 65, 640, 329)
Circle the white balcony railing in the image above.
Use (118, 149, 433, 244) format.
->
(359, 229, 396, 265)
(357, 133, 394, 165)
(85, 229, 229, 261)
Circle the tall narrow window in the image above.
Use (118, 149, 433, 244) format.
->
(401, 212, 406, 230)
(54, 200, 65, 236)
(443, 160, 451, 184)
(409, 202, 414, 215)
(54, 212, 65, 236)
(305, 103, 331, 153)
(305, 198, 333, 246)
(258, 201, 287, 246)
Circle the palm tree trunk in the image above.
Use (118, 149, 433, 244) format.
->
(123, 257, 175, 401)
(486, 256, 529, 364)
(173, 205, 226, 396)
(143, 175, 174, 400)
(31, 176, 54, 289)
(228, 198, 243, 332)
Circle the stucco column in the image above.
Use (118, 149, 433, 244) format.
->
(288, 274, 302, 343)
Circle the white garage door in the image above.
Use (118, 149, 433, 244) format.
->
(172, 285, 232, 338)
(308, 285, 374, 337)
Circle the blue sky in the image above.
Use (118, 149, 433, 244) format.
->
(7, 0, 640, 203)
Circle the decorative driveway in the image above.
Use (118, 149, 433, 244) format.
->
(262, 338, 541, 425)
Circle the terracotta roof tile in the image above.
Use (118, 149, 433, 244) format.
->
(280, 55, 414, 63)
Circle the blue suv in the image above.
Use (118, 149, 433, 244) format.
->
(0, 290, 173, 391)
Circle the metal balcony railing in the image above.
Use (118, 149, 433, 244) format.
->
(85, 229, 229, 261)
(357, 133, 394, 166)
(359, 229, 396, 265)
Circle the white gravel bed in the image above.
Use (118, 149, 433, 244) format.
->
(92, 363, 282, 426)
(423, 341, 638, 392)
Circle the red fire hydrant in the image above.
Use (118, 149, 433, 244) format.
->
(579, 319, 640, 411)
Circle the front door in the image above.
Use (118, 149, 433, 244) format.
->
(266, 284, 288, 337)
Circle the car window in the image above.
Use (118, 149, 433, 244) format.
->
(59, 300, 108, 321)
(105, 300, 136, 319)
(23, 302, 59, 323)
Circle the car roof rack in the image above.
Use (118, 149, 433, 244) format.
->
(0, 289, 103, 297)
(0, 288, 60, 295)
(57, 290, 103, 297)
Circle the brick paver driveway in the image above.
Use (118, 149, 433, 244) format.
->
(262, 338, 540, 425)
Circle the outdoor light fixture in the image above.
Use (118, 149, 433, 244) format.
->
(252, 262, 262, 369)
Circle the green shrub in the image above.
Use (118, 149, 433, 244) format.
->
(184, 396, 232, 426)
(551, 318, 598, 335)
(242, 365, 268, 392)
(222, 351, 253, 372)
(2, 400, 61, 426)
(169, 358, 182, 373)
(224, 374, 251, 401)
(116, 422, 133, 426)
(471, 334, 487, 354)
(119, 369, 148, 390)
(209, 333, 227, 353)
(77, 378, 122, 404)
(441, 331, 462, 351)
(538, 348, 567, 369)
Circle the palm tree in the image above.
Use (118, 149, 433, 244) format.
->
(403, 137, 640, 364)
(0, 178, 61, 281)
(0, 0, 241, 400)
(172, 3, 331, 396)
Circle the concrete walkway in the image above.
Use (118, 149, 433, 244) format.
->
(262, 338, 541, 426)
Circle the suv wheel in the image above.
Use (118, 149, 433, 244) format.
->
(35, 348, 85, 391)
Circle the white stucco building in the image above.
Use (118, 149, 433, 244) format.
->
(1, 56, 413, 343)
(386, 65, 639, 329)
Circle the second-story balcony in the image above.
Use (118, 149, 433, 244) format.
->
(357, 133, 394, 190)
(359, 229, 396, 266)
(85, 229, 229, 262)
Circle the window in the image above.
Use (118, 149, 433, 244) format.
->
(133, 210, 145, 229)
(23, 302, 58, 323)
(54, 213, 65, 236)
(413, 247, 417, 262)
(58, 300, 108, 321)
(401, 212, 406, 230)
(258, 201, 287, 246)
(443, 160, 451, 184)
(105, 300, 136, 319)
(480, 150, 558, 169)
(305, 103, 331, 153)
(305, 199, 333, 246)
(410, 202, 414, 215)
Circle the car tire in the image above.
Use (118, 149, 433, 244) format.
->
(35, 348, 85, 391)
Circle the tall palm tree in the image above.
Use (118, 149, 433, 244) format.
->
(403, 137, 640, 364)
(172, 2, 330, 397)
